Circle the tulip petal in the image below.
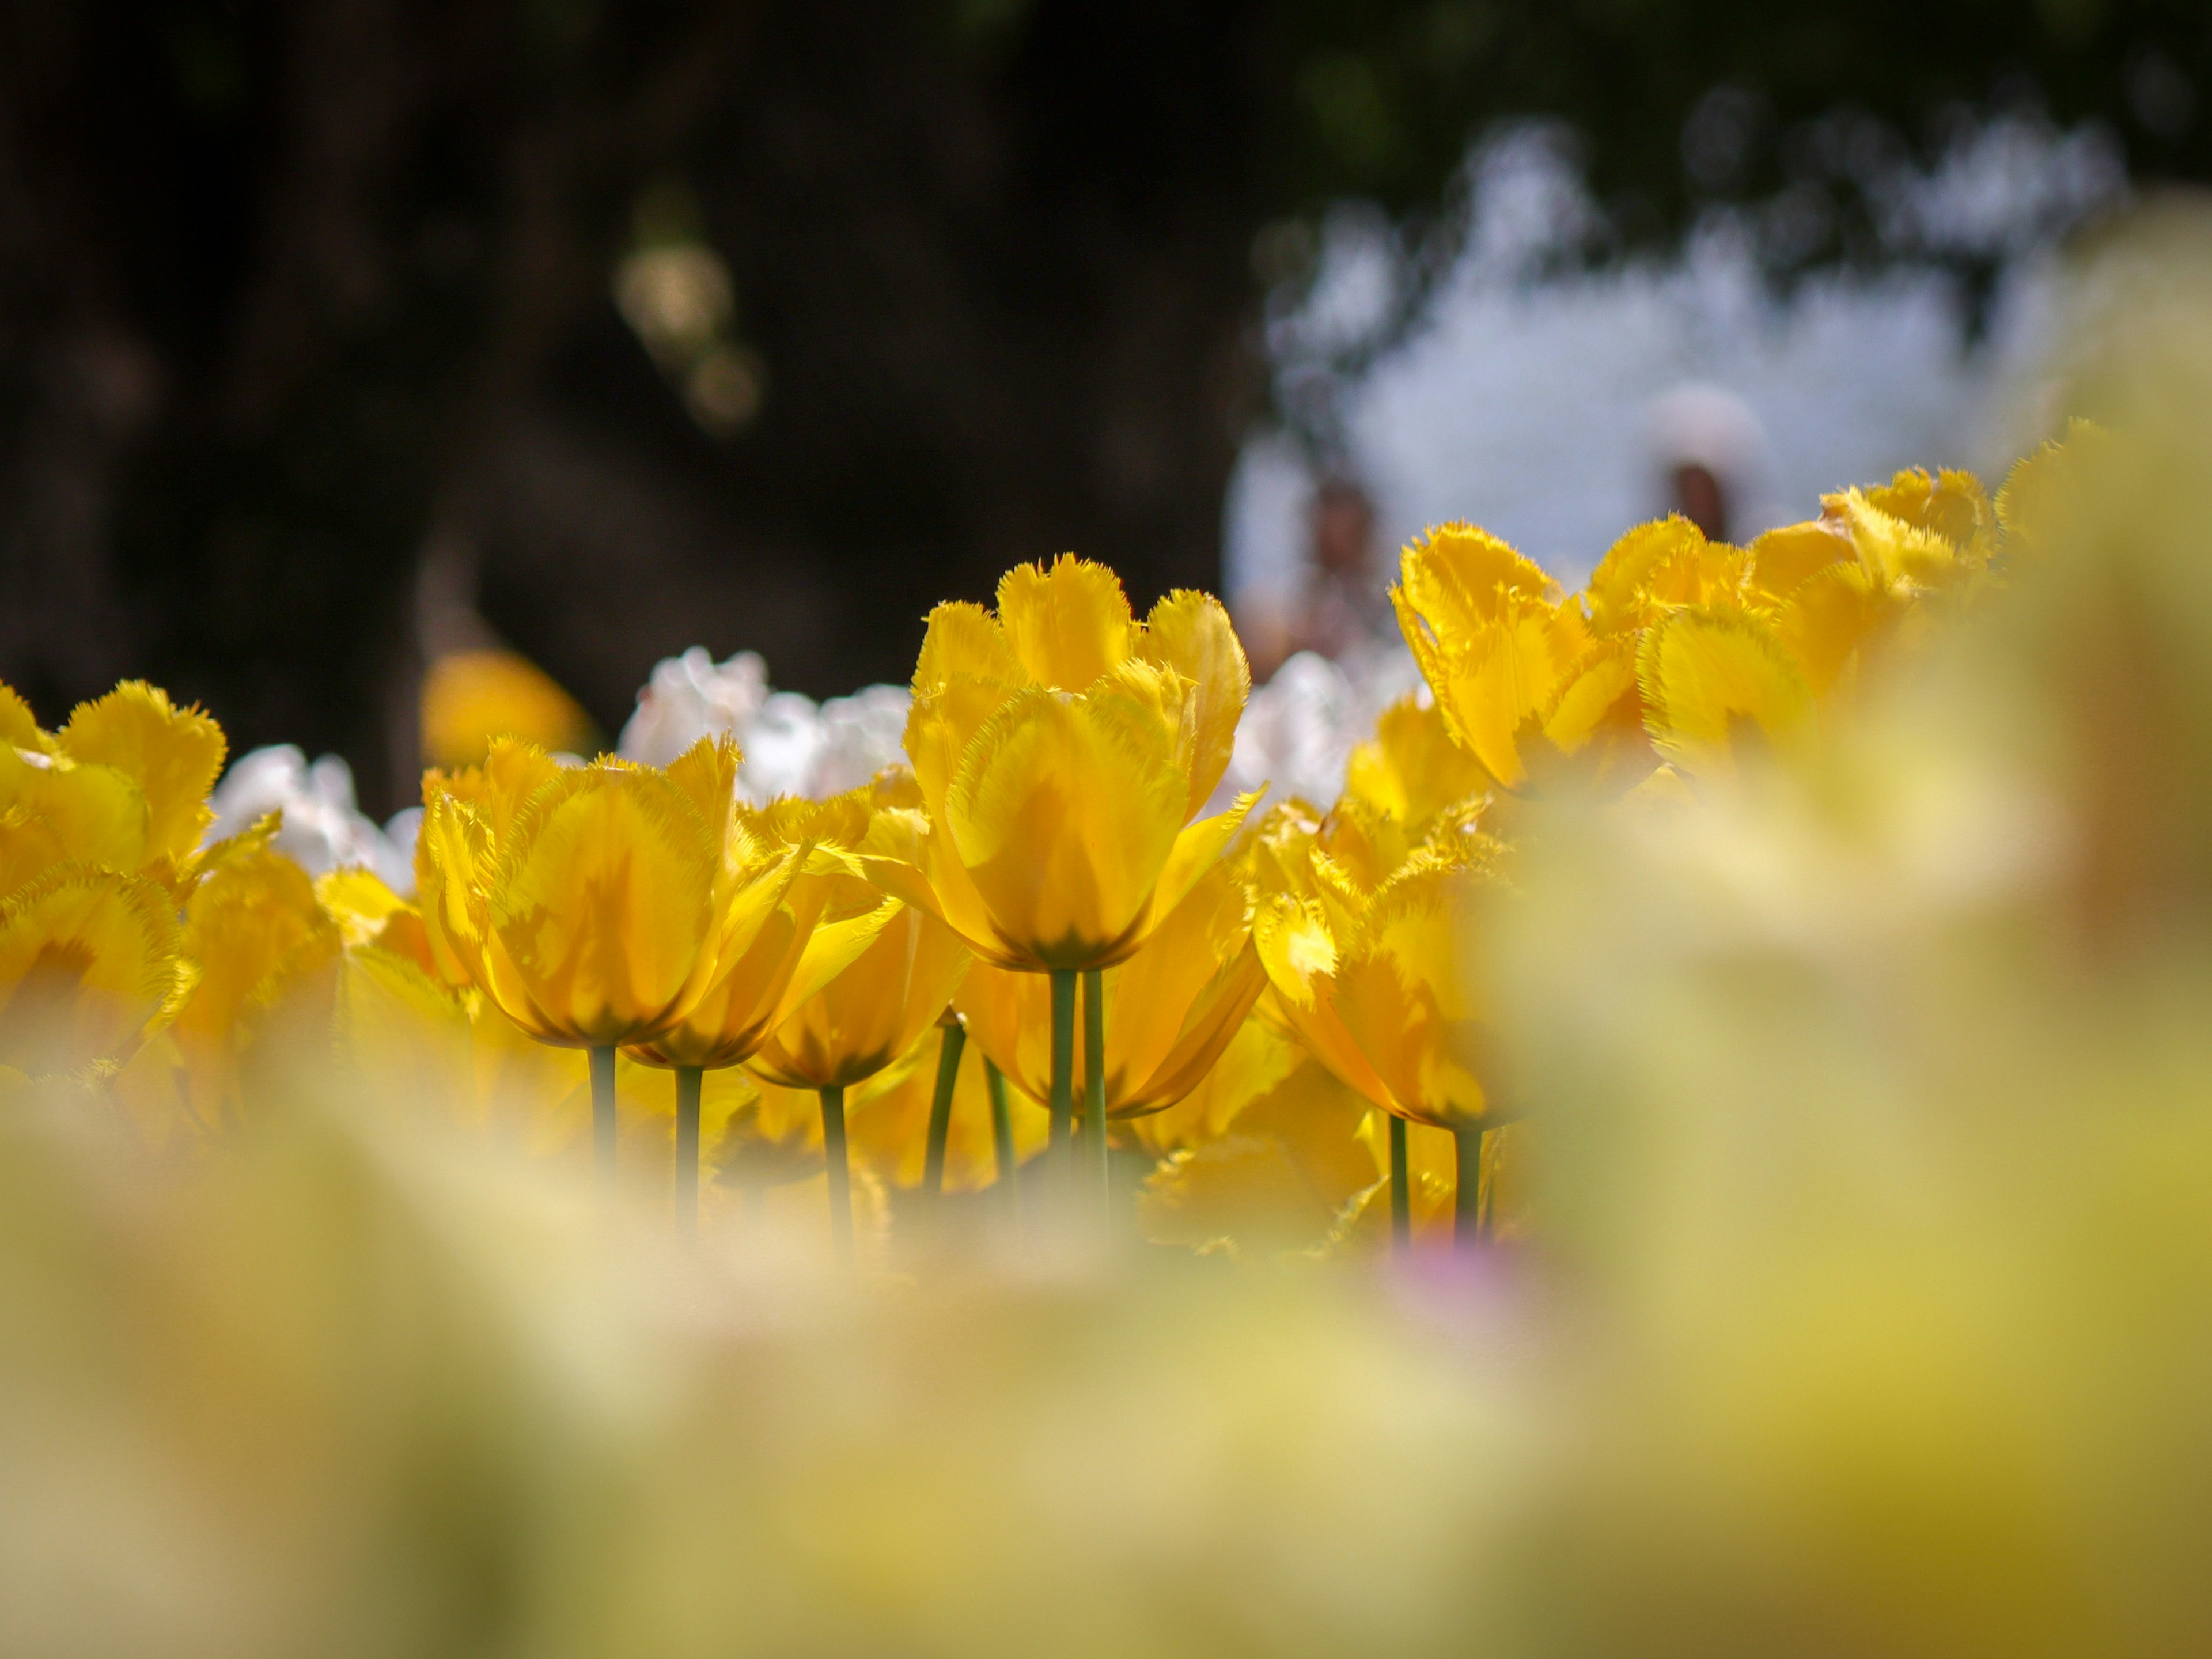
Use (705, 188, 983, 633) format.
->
(1139, 590, 1251, 817)
(995, 555, 1132, 691)
(58, 681, 226, 869)
(1638, 605, 1815, 777)
(0, 865, 181, 1076)
(948, 685, 1184, 969)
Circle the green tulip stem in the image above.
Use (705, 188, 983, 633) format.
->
(1453, 1126, 1485, 1249)
(674, 1066, 703, 1244)
(820, 1084, 853, 1267)
(590, 1046, 618, 1191)
(1048, 969, 1076, 1173)
(986, 1059, 1017, 1207)
(1082, 967, 1108, 1218)
(923, 1020, 967, 1198)
(1389, 1115, 1411, 1253)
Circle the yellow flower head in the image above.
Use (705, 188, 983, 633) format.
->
(624, 789, 889, 1071)
(1342, 695, 1491, 837)
(418, 737, 741, 1048)
(169, 836, 342, 1128)
(419, 647, 596, 771)
(879, 556, 1256, 971)
(1393, 524, 1651, 798)
(954, 858, 1266, 1119)
(1256, 832, 1505, 1131)
(0, 865, 183, 1078)
(0, 680, 226, 902)
(745, 805, 971, 1090)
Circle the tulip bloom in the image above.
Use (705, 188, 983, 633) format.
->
(1255, 825, 1507, 1248)
(0, 865, 183, 1080)
(0, 680, 227, 902)
(1393, 525, 1651, 800)
(873, 556, 1257, 1200)
(745, 807, 971, 1259)
(955, 859, 1266, 1130)
(881, 555, 1257, 973)
(420, 736, 817, 1181)
(619, 791, 897, 1245)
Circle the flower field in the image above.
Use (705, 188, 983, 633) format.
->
(9, 233, 2212, 1656)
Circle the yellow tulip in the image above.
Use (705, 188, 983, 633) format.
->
(1255, 823, 1508, 1245)
(622, 790, 891, 1071)
(1135, 1048, 1377, 1259)
(745, 813, 971, 1092)
(955, 858, 1266, 1123)
(0, 680, 226, 902)
(435, 744, 732, 1048)
(877, 555, 1256, 972)
(168, 836, 342, 1130)
(0, 864, 183, 1078)
(1341, 695, 1491, 839)
(1392, 524, 1651, 799)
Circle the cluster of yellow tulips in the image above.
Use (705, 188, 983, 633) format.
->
(0, 444, 2065, 1263)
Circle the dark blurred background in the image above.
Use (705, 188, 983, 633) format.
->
(2, 0, 2207, 810)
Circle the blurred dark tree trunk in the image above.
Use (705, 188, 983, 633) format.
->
(0, 0, 1269, 813)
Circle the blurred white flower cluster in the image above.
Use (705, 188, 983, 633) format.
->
(618, 646, 910, 801)
(210, 637, 1416, 898)
(205, 746, 421, 894)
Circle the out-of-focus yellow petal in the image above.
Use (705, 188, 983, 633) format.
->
(172, 843, 341, 1126)
(57, 681, 226, 870)
(1996, 418, 2107, 558)
(1138, 590, 1251, 817)
(419, 647, 594, 770)
(0, 865, 181, 1076)
(334, 944, 474, 1120)
(1135, 1058, 1376, 1257)
(1746, 520, 1854, 608)
(1638, 605, 1815, 778)
(995, 555, 1133, 690)
(1344, 696, 1490, 834)
(0, 747, 150, 901)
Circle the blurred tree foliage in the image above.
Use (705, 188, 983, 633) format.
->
(0, 0, 2203, 809)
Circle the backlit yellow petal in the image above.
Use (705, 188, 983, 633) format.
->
(947, 685, 1184, 968)
(0, 865, 180, 1075)
(57, 681, 226, 868)
(1638, 605, 1815, 778)
(1138, 590, 1252, 817)
(995, 555, 1133, 690)
(484, 765, 719, 1046)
